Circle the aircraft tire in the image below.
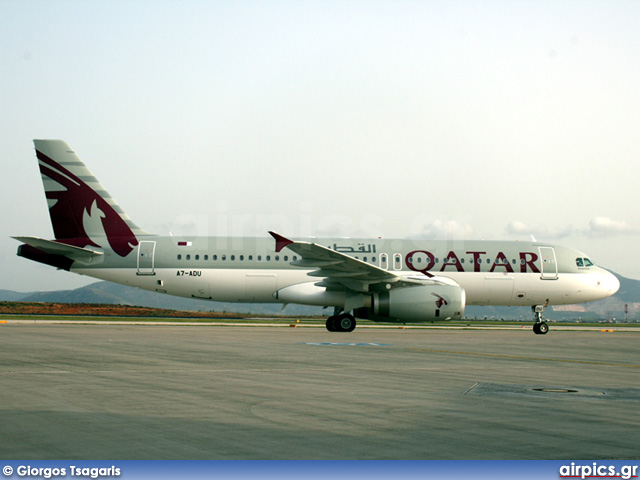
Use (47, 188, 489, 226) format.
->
(337, 314, 356, 333)
(326, 317, 336, 332)
(533, 322, 549, 335)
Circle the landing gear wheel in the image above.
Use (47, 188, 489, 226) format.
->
(337, 314, 356, 332)
(532, 304, 550, 335)
(533, 322, 548, 335)
(326, 317, 336, 332)
(325, 314, 356, 332)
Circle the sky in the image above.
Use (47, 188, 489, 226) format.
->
(2, 0, 640, 292)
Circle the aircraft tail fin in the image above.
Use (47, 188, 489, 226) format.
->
(33, 139, 150, 257)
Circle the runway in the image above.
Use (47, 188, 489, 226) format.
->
(0, 323, 638, 459)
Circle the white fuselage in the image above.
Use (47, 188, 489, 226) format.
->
(72, 235, 620, 309)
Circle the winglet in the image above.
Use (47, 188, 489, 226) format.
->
(268, 231, 294, 253)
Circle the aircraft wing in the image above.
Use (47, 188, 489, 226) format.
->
(269, 231, 441, 294)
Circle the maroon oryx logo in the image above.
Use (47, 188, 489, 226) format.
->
(431, 292, 448, 309)
(37, 149, 138, 257)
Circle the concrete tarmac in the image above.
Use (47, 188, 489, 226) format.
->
(0, 323, 638, 459)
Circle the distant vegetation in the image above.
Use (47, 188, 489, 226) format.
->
(0, 302, 248, 319)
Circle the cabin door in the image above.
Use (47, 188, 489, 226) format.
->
(538, 247, 558, 280)
(137, 241, 156, 275)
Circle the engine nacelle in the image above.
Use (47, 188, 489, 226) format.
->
(355, 284, 465, 323)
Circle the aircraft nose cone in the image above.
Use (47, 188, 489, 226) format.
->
(601, 272, 620, 295)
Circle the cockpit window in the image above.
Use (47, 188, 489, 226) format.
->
(576, 257, 594, 268)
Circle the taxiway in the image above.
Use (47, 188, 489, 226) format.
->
(0, 324, 638, 459)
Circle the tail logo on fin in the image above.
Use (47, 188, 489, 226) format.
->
(37, 150, 139, 257)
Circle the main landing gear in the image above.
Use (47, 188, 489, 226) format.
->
(326, 308, 356, 332)
(532, 305, 549, 335)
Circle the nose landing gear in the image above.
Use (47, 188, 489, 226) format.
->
(532, 304, 549, 335)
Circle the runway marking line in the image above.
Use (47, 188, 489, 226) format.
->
(407, 348, 640, 369)
(302, 342, 391, 347)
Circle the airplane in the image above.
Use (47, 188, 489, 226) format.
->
(13, 140, 620, 334)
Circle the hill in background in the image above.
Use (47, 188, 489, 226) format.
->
(1, 281, 324, 316)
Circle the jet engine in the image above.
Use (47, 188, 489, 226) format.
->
(354, 284, 465, 323)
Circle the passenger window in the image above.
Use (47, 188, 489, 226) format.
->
(222, 255, 226, 261)
(204, 255, 208, 260)
(213, 254, 217, 261)
(195, 254, 199, 260)
(249, 255, 253, 261)
(231, 255, 235, 261)
(266, 255, 271, 261)
(239, 255, 244, 261)
(186, 254, 191, 260)
(380, 253, 388, 270)
(576, 258, 584, 267)
(177, 254, 182, 260)
(275, 255, 279, 261)
(258, 255, 262, 261)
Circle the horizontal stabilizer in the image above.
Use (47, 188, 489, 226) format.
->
(13, 236, 104, 265)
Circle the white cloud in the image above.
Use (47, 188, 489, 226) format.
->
(505, 221, 536, 236)
(587, 217, 636, 236)
(504, 221, 568, 239)
(506, 217, 636, 240)
(411, 219, 474, 240)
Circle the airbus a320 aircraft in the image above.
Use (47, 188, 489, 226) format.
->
(14, 140, 620, 334)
